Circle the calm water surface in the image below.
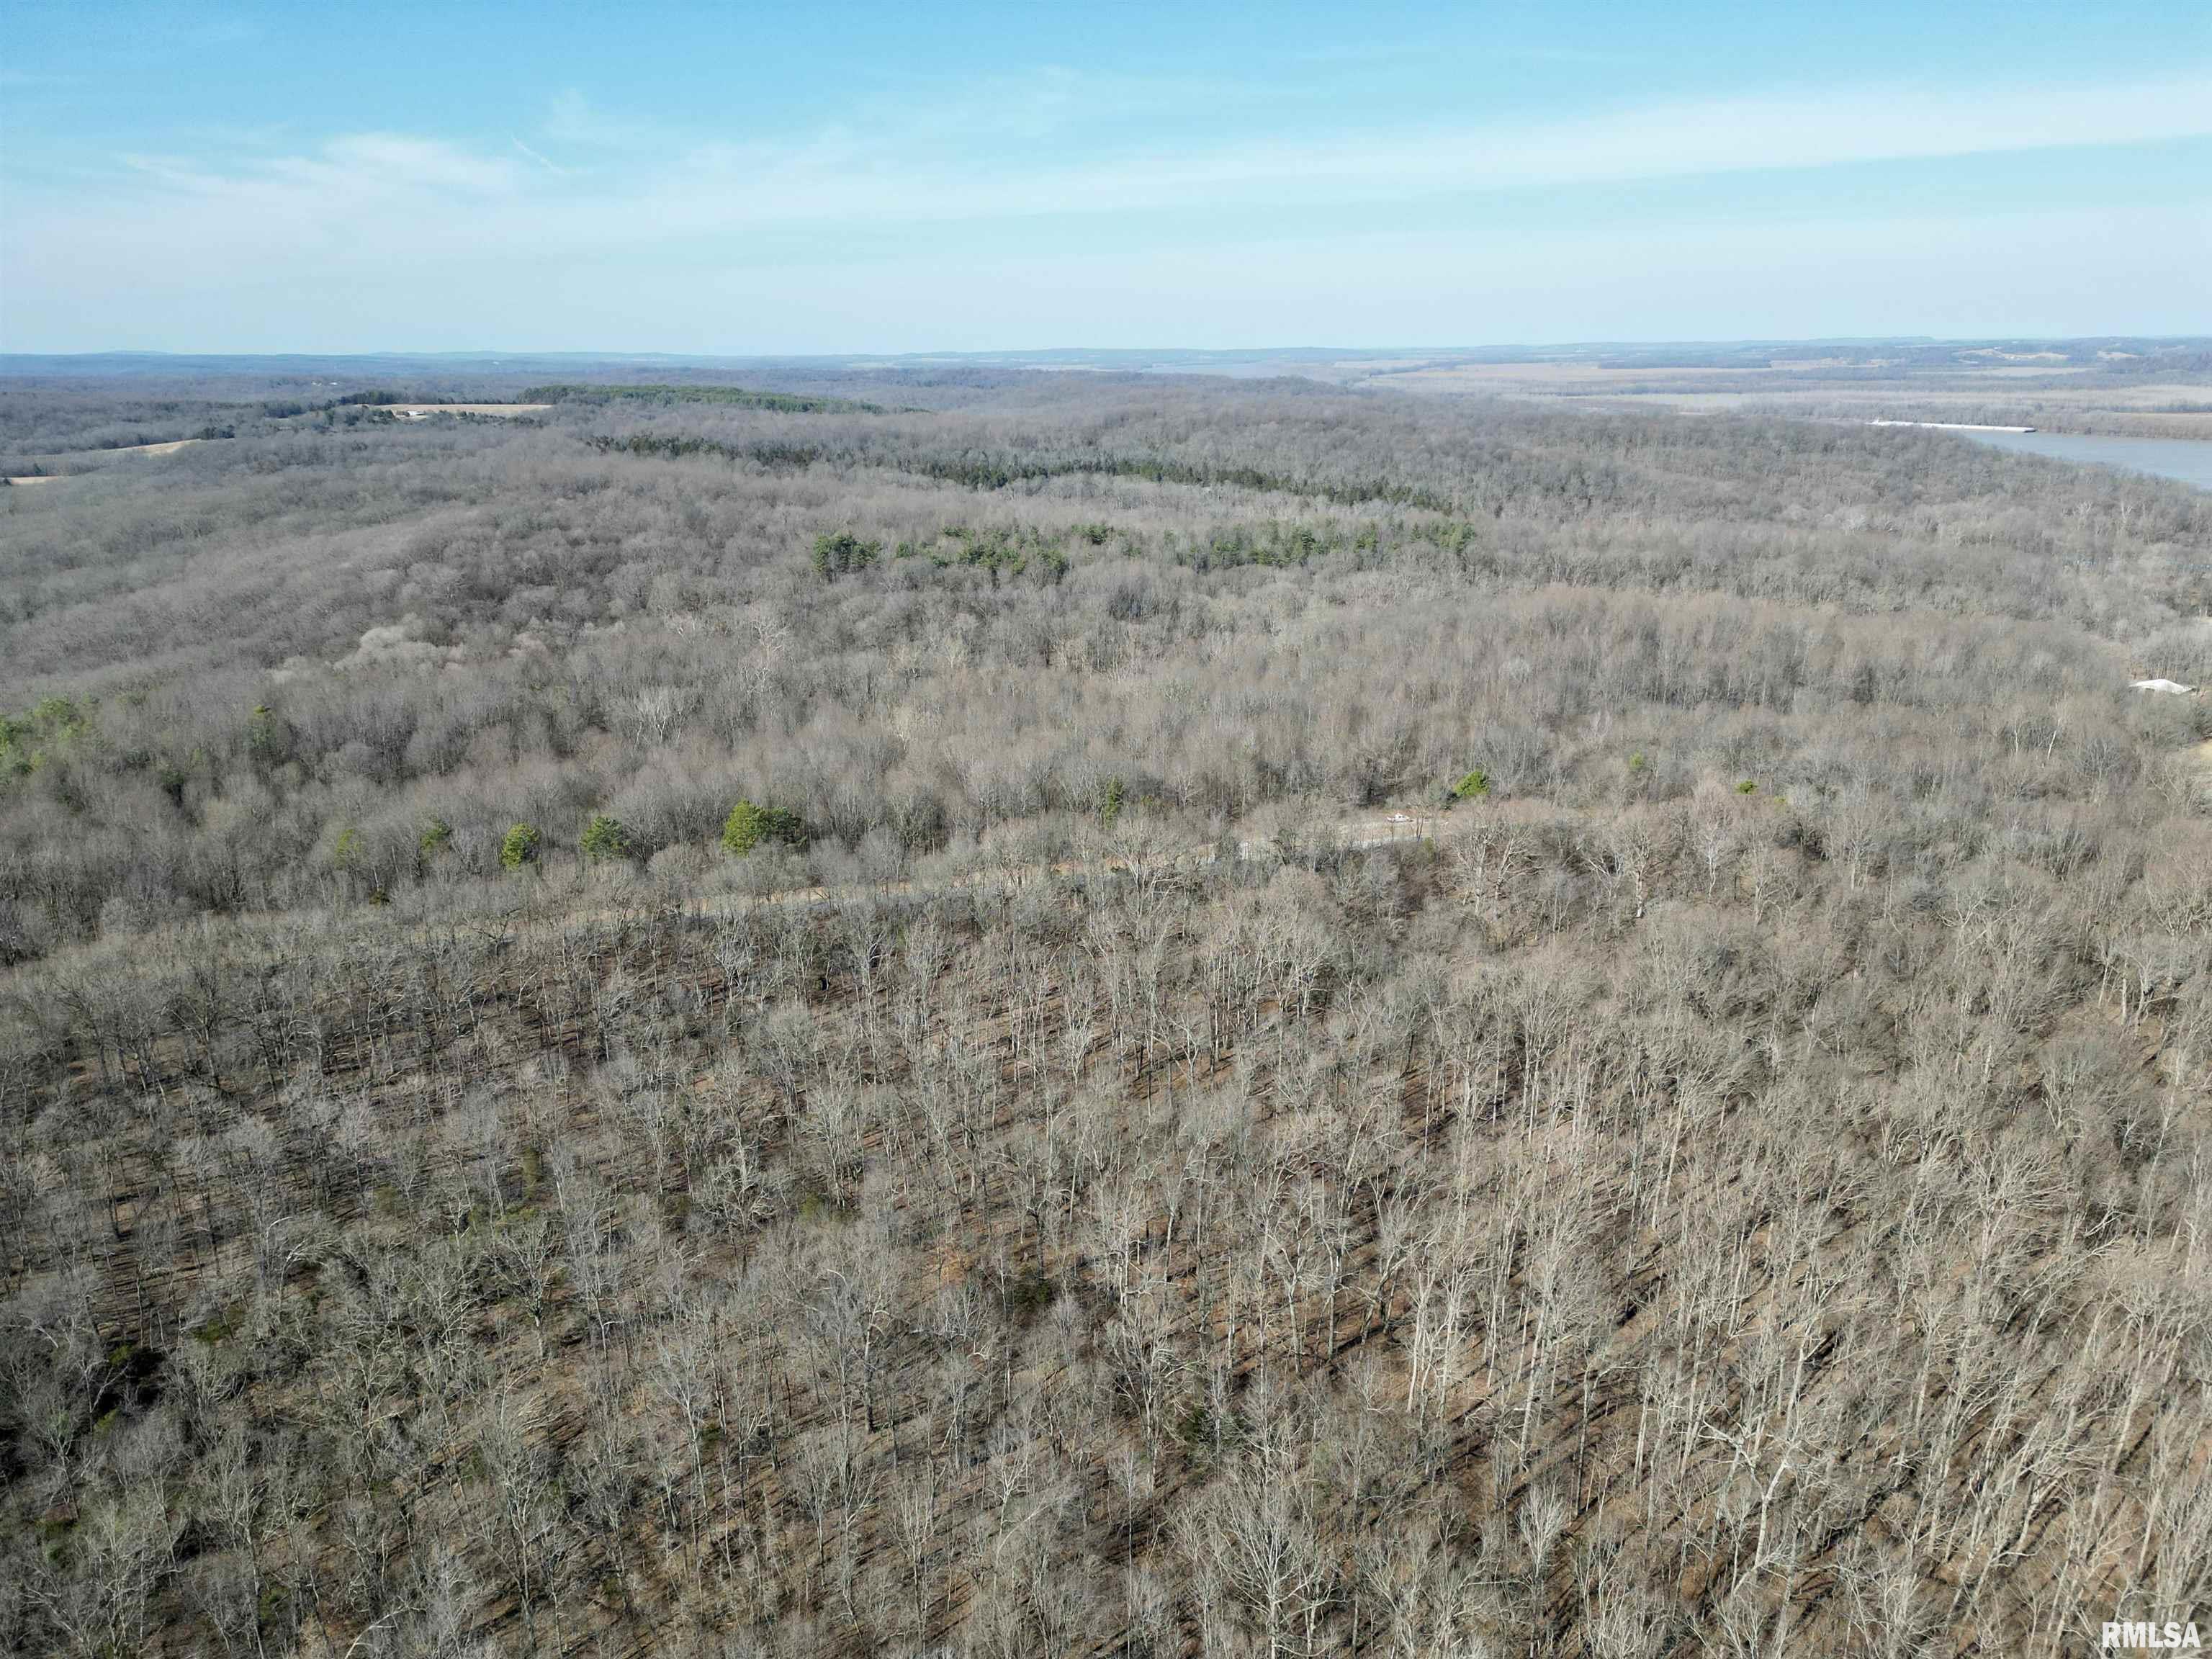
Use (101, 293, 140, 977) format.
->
(1956, 430, 2212, 491)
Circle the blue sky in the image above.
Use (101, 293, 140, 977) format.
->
(3, 0, 2207, 353)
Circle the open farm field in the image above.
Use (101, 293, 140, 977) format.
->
(6, 439, 205, 485)
(3, 364, 2211, 1659)
(1344, 351, 2212, 439)
(1524, 384, 2212, 441)
(894, 341, 2212, 440)
(385, 403, 552, 418)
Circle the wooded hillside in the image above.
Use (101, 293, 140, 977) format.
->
(3, 370, 2209, 1657)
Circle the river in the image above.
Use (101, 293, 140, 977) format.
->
(1954, 430, 2212, 491)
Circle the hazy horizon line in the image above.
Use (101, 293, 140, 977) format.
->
(4, 333, 2208, 365)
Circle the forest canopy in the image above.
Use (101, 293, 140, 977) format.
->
(1, 364, 2210, 1658)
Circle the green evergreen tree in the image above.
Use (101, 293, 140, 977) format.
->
(247, 703, 287, 765)
(722, 799, 805, 855)
(581, 812, 631, 863)
(721, 799, 768, 855)
(500, 822, 541, 871)
(811, 530, 881, 582)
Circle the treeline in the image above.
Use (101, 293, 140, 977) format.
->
(0, 361, 1017, 469)
(529, 384, 897, 413)
(589, 427, 1514, 515)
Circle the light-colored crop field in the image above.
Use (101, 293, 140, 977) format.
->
(1331, 357, 2212, 438)
(6, 436, 203, 483)
(384, 403, 551, 418)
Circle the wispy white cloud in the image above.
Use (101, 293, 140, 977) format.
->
(29, 67, 2208, 242)
(4, 68, 2207, 349)
(541, 90, 663, 153)
(511, 137, 568, 176)
(9, 195, 2206, 354)
(901, 71, 2212, 216)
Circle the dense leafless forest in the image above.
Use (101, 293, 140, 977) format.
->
(3, 365, 2211, 1657)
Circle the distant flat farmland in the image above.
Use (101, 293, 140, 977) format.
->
(1353, 359, 2212, 439)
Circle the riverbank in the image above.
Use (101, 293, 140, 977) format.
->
(1952, 428, 2212, 490)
